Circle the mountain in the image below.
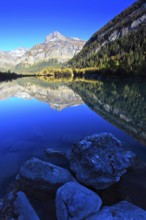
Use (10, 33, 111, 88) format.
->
(0, 32, 85, 73)
(9, 48, 29, 59)
(0, 48, 28, 71)
(13, 32, 86, 73)
(0, 51, 15, 71)
(69, 0, 146, 75)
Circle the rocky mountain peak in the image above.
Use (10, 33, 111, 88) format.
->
(45, 31, 67, 43)
(0, 31, 86, 72)
(9, 48, 29, 58)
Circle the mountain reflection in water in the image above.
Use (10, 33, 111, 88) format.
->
(69, 79, 146, 146)
(0, 76, 146, 198)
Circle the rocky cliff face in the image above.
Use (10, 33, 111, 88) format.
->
(0, 51, 14, 71)
(0, 48, 28, 71)
(69, 0, 146, 71)
(86, 0, 146, 50)
(0, 32, 85, 73)
(15, 32, 85, 71)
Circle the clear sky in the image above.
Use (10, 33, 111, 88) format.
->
(0, 0, 136, 51)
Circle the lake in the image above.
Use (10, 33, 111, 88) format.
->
(0, 76, 146, 198)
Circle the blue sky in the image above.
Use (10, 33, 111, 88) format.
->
(0, 0, 136, 51)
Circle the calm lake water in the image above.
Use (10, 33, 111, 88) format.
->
(0, 77, 146, 198)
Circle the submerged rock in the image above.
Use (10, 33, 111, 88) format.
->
(16, 157, 75, 193)
(45, 148, 70, 170)
(46, 148, 66, 158)
(119, 160, 146, 210)
(87, 201, 146, 220)
(0, 199, 3, 212)
(56, 182, 102, 220)
(68, 133, 135, 189)
(14, 191, 40, 220)
(96, 160, 146, 209)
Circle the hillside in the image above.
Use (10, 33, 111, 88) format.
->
(68, 0, 146, 76)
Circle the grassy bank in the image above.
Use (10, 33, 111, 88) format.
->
(1, 65, 146, 83)
(35, 66, 146, 80)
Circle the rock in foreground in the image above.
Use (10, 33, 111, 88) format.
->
(17, 157, 75, 193)
(0, 191, 40, 220)
(56, 182, 102, 220)
(68, 133, 135, 189)
(14, 191, 40, 220)
(87, 201, 146, 220)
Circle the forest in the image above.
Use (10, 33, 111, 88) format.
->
(69, 24, 146, 76)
